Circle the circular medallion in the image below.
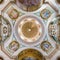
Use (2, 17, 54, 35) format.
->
(16, 0, 43, 12)
(14, 14, 45, 46)
(9, 41, 19, 52)
(48, 16, 60, 43)
(40, 9, 51, 19)
(18, 48, 45, 60)
(41, 41, 53, 53)
(21, 21, 39, 38)
(7, 8, 19, 19)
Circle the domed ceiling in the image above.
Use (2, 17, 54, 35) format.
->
(0, 0, 60, 60)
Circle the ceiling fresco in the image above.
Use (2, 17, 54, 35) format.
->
(0, 0, 60, 60)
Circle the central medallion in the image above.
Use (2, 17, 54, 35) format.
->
(14, 14, 45, 46)
(21, 21, 39, 38)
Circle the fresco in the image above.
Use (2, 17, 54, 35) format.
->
(0, 0, 60, 60)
